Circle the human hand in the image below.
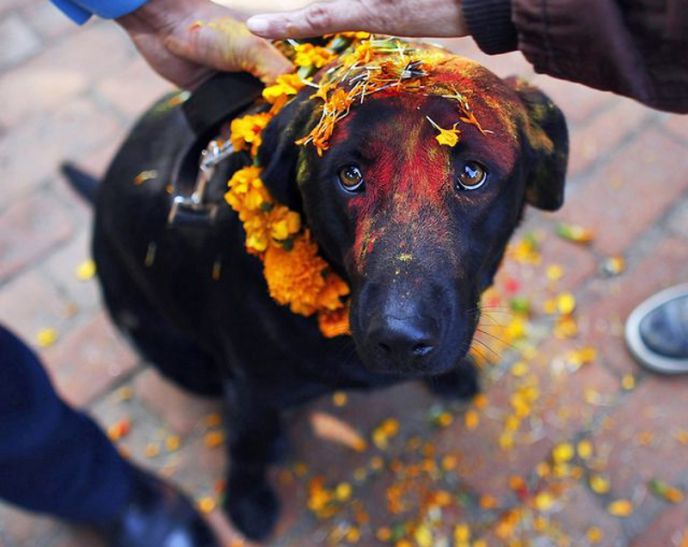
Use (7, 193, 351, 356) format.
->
(117, 0, 292, 89)
(246, 0, 469, 39)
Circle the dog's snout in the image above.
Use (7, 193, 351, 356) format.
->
(369, 315, 438, 369)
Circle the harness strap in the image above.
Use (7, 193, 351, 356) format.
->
(168, 72, 264, 227)
(182, 72, 264, 138)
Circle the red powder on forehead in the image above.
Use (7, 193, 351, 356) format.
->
(346, 99, 455, 268)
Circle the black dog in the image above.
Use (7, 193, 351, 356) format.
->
(66, 45, 567, 540)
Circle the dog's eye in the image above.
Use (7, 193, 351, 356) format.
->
(338, 165, 365, 192)
(457, 161, 488, 190)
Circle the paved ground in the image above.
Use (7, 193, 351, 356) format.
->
(1, 2, 688, 546)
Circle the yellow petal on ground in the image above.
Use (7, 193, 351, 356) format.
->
(310, 411, 368, 452)
(509, 475, 526, 492)
(379, 418, 400, 436)
(435, 411, 454, 428)
(552, 442, 575, 464)
(335, 482, 352, 501)
(584, 388, 602, 405)
(454, 523, 471, 543)
(204, 431, 225, 448)
(376, 527, 392, 542)
(586, 526, 604, 543)
(607, 499, 634, 517)
(479, 494, 498, 509)
(556, 222, 595, 244)
(504, 316, 527, 341)
(369, 456, 384, 470)
(601, 255, 626, 276)
(590, 474, 611, 494)
(546, 264, 564, 281)
(505, 414, 521, 431)
(568, 346, 598, 366)
(464, 409, 479, 430)
(196, 496, 216, 514)
(143, 442, 160, 458)
(577, 439, 593, 460)
(165, 435, 181, 452)
(414, 524, 433, 547)
(543, 298, 558, 315)
(556, 292, 576, 315)
(536, 462, 551, 478)
(107, 418, 132, 441)
(75, 259, 96, 280)
(373, 417, 400, 448)
(442, 454, 458, 471)
(553, 462, 572, 478)
(649, 479, 685, 504)
(674, 430, 688, 445)
(554, 315, 579, 339)
(622, 374, 636, 390)
(36, 327, 58, 348)
(509, 234, 542, 264)
(345, 526, 360, 543)
(473, 393, 488, 409)
(499, 432, 514, 450)
(511, 361, 529, 377)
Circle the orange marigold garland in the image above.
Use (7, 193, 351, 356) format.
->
(225, 34, 489, 338)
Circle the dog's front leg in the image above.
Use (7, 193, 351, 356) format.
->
(222, 381, 285, 541)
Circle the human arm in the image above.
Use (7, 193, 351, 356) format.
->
(51, 0, 292, 89)
(246, 0, 688, 113)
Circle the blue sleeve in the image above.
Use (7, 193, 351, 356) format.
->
(50, 0, 149, 24)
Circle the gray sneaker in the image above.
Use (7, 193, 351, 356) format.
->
(625, 284, 688, 374)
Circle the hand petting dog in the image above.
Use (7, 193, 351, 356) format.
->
(116, 0, 292, 89)
(247, 0, 470, 39)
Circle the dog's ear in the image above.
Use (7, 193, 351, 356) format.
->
(256, 94, 317, 212)
(507, 77, 569, 211)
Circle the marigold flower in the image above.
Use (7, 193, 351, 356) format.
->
(262, 73, 305, 104)
(263, 233, 328, 315)
(318, 307, 350, 338)
(340, 40, 375, 66)
(269, 208, 301, 241)
(293, 43, 336, 68)
(229, 113, 271, 154)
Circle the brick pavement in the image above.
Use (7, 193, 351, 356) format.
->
(0, 6, 687, 547)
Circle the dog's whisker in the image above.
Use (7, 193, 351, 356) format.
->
(470, 337, 502, 359)
(467, 342, 488, 362)
(474, 328, 520, 354)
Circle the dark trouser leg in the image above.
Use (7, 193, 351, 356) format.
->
(0, 324, 132, 522)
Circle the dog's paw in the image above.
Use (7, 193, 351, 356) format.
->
(225, 478, 280, 541)
(425, 362, 480, 401)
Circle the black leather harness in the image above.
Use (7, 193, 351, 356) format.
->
(167, 72, 264, 227)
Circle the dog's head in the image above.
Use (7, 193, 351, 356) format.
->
(258, 49, 568, 377)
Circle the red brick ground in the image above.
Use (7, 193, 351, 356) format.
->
(1, 8, 687, 547)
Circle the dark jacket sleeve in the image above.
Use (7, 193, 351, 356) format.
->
(463, 0, 688, 114)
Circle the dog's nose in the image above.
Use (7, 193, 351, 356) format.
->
(369, 316, 438, 367)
